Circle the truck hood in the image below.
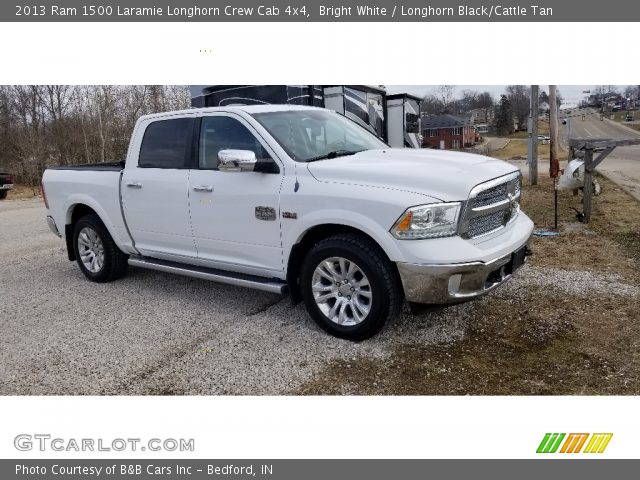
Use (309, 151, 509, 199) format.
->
(306, 149, 518, 201)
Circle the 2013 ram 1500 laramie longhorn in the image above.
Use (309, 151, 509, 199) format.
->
(42, 105, 533, 340)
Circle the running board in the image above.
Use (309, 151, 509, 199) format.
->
(128, 256, 288, 295)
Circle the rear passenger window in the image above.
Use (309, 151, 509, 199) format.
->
(199, 116, 271, 170)
(139, 118, 194, 168)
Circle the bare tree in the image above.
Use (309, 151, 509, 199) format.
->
(436, 85, 456, 114)
(0, 85, 191, 185)
(459, 89, 479, 112)
(420, 94, 444, 115)
(505, 85, 530, 131)
(476, 91, 494, 117)
(624, 85, 638, 100)
(458, 90, 494, 118)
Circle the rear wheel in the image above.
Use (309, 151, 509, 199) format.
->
(300, 234, 402, 340)
(0, 190, 7, 200)
(73, 214, 128, 282)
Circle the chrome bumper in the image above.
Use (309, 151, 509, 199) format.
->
(397, 242, 531, 304)
(0, 183, 14, 190)
(46, 215, 62, 237)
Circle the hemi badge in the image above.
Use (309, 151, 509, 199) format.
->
(282, 211, 297, 219)
(255, 206, 276, 221)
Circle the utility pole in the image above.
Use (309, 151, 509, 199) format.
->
(549, 85, 559, 177)
(528, 85, 539, 185)
(549, 85, 560, 229)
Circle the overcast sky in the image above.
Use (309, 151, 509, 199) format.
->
(385, 85, 609, 108)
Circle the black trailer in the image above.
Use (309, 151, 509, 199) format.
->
(190, 85, 324, 109)
(190, 85, 404, 146)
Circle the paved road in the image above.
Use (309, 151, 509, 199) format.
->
(560, 109, 640, 200)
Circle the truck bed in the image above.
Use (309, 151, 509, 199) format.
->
(47, 161, 125, 171)
(42, 165, 133, 252)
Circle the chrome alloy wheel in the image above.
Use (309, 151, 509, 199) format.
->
(311, 257, 372, 326)
(77, 227, 105, 273)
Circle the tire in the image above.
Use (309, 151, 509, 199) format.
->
(300, 233, 402, 341)
(73, 214, 128, 283)
(0, 190, 7, 200)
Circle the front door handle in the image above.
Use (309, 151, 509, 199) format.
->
(126, 182, 142, 189)
(193, 185, 213, 192)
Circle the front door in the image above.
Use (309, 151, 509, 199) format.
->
(188, 113, 284, 277)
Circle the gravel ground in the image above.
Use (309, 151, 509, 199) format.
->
(1, 199, 638, 395)
(0, 199, 469, 395)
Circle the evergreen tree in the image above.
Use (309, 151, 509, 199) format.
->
(495, 95, 513, 136)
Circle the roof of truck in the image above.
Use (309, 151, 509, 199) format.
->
(139, 104, 324, 121)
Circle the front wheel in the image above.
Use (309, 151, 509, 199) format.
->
(73, 214, 128, 282)
(0, 190, 7, 200)
(300, 234, 402, 340)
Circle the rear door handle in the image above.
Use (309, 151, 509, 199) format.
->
(126, 182, 142, 189)
(193, 185, 213, 192)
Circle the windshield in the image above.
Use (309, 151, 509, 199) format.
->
(251, 109, 387, 162)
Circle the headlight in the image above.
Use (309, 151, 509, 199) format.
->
(390, 202, 461, 239)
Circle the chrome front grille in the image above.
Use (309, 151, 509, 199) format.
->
(474, 183, 508, 208)
(468, 210, 509, 237)
(461, 172, 521, 239)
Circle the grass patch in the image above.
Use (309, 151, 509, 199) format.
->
(4, 184, 40, 200)
(613, 230, 640, 265)
(609, 110, 639, 123)
(491, 139, 553, 161)
(297, 286, 640, 395)
(507, 131, 529, 139)
(521, 174, 640, 281)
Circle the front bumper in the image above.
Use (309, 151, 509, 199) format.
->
(0, 183, 14, 191)
(397, 240, 531, 304)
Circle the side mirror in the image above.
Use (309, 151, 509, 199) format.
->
(218, 150, 257, 172)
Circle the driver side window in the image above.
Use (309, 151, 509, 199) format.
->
(199, 116, 272, 170)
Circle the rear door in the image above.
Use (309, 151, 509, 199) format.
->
(121, 115, 198, 260)
(188, 113, 284, 276)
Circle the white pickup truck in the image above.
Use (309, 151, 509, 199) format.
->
(42, 105, 533, 340)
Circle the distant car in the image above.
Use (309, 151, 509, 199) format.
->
(0, 171, 14, 200)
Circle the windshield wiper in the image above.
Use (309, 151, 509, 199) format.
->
(306, 150, 362, 163)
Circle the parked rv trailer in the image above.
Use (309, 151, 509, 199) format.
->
(385, 93, 422, 148)
(189, 85, 419, 148)
(190, 85, 324, 108)
(322, 85, 386, 140)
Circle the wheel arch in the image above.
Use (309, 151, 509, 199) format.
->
(286, 223, 399, 304)
(64, 201, 119, 261)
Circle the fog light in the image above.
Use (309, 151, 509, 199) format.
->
(448, 274, 462, 294)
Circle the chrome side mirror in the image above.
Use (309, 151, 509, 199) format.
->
(218, 150, 257, 172)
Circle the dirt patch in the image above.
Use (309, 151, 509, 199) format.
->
(4, 184, 41, 200)
(297, 285, 640, 395)
(613, 230, 640, 264)
(521, 174, 640, 281)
